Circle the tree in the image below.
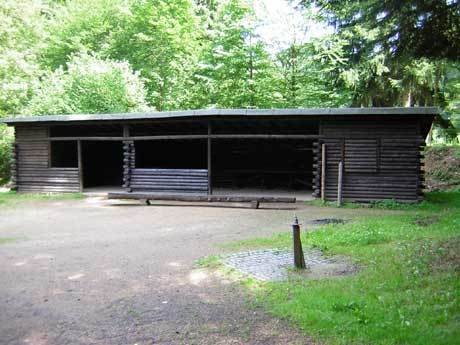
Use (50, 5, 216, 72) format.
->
(190, 0, 282, 108)
(43, 0, 202, 111)
(24, 53, 149, 115)
(105, 0, 202, 110)
(42, 0, 129, 71)
(276, 39, 352, 108)
(314, 0, 460, 61)
(301, 1, 457, 108)
(0, 0, 46, 116)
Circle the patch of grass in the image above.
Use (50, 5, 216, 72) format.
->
(0, 191, 84, 207)
(0, 237, 18, 245)
(231, 191, 460, 345)
(306, 197, 417, 210)
(195, 255, 222, 268)
(306, 191, 460, 212)
(221, 233, 292, 251)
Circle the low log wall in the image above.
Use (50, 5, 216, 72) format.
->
(129, 169, 209, 194)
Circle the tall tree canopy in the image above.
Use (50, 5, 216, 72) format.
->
(315, 0, 460, 61)
(191, 0, 282, 108)
(0, 0, 46, 115)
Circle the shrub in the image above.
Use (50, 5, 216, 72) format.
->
(23, 53, 150, 115)
(0, 125, 13, 185)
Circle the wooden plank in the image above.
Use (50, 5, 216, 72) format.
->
(127, 177, 208, 183)
(35, 134, 322, 142)
(77, 140, 83, 192)
(208, 121, 212, 195)
(18, 177, 80, 183)
(321, 143, 326, 201)
(130, 182, 208, 187)
(108, 192, 296, 203)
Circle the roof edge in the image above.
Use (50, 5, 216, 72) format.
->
(1, 107, 439, 125)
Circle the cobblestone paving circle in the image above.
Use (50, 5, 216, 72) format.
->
(223, 248, 333, 281)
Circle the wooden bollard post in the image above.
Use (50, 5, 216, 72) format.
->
(337, 160, 343, 207)
(292, 216, 306, 269)
(321, 143, 326, 201)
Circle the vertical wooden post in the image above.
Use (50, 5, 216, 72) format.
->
(10, 143, 18, 191)
(122, 141, 133, 192)
(123, 124, 129, 138)
(207, 122, 212, 195)
(77, 140, 83, 192)
(337, 160, 343, 207)
(321, 143, 326, 201)
(292, 216, 306, 269)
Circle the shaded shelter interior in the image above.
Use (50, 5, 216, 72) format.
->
(212, 119, 317, 191)
(135, 140, 207, 169)
(82, 141, 123, 188)
(133, 118, 317, 192)
(212, 139, 314, 190)
(50, 141, 78, 168)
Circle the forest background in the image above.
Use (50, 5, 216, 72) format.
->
(0, 0, 459, 184)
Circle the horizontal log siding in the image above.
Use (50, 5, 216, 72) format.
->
(130, 169, 209, 193)
(10, 144, 18, 190)
(312, 140, 320, 198)
(15, 126, 80, 192)
(319, 120, 424, 202)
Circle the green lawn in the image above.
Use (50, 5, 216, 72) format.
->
(224, 192, 460, 345)
(0, 191, 84, 207)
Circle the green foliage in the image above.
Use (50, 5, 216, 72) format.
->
(0, 0, 45, 115)
(227, 191, 460, 344)
(0, 125, 13, 185)
(105, 0, 202, 110)
(36, 0, 202, 111)
(194, 254, 221, 268)
(441, 64, 460, 141)
(191, 0, 282, 108)
(1, 0, 458, 117)
(316, 0, 460, 61)
(24, 53, 149, 115)
(0, 237, 19, 245)
(0, 190, 84, 207)
(42, 0, 129, 71)
(276, 40, 351, 107)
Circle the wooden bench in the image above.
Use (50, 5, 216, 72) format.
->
(107, 192, 296, 209)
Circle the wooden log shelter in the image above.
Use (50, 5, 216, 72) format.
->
(2, 107, 437, 203)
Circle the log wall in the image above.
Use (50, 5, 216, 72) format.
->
(15, 126, 80, 192)
(129, 169, 209, 193)
(122, 141, 135, 192)
(314, 119, 424, 202)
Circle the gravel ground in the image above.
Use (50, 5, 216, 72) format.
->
(0, 197, 389, 345)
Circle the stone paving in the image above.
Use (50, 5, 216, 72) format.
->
(223, 248, 333, 281)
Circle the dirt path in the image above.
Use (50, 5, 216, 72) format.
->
(0, 197, 391, 345)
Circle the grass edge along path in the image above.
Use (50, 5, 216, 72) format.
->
(0, 191, 84, 207)
(209, 192, 460, 345)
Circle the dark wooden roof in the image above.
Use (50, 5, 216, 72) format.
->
(2, 107, 439, 125)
